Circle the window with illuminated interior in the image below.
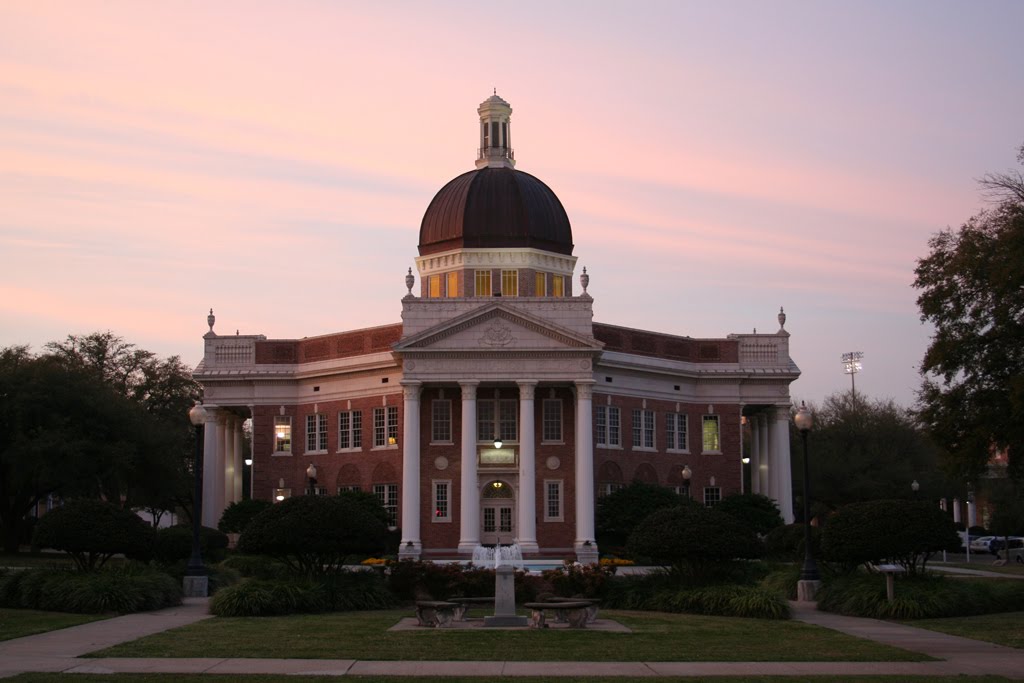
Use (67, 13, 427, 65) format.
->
(535, 271, 546, 296)
(428, 274, 441, 298)
(501, 269, 518, 296)
(446, 271, 458, 297)
(702, 415, 720, 452)
(373, 406, 398, 447)
(475, 270, 492, 296)
(273, 417, 291, 453)
(552, 275, 564, 297)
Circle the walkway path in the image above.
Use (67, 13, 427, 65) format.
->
(2, 598, 1023, 679)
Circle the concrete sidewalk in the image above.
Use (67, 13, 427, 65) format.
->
(2, 598, 1024, 679)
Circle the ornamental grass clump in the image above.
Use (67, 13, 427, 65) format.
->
(0, 565, 180, 614)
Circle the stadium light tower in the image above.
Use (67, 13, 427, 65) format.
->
(842, 351, 863, 402)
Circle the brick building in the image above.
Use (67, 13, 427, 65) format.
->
(194, 94, 801, 562)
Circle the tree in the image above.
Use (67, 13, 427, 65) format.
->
(595, 481, 687, 553)
(715, 493, 783, 536)
(791, 393, 948, 513)
(31, 498, 155, 571)
(914, 144, 1024, 482)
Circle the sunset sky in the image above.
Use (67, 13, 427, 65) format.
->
(2, 1, 1022, 408)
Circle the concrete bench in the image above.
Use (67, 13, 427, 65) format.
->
(414, 601, 459, 628)
(547, 596, 600, 623)
(523, 601, 592, 629)
(450, 596, 495, 621)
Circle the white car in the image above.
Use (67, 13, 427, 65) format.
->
(969, 536, 996, 552)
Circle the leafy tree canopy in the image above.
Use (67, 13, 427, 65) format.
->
(595, 481, 687, 552)
(715, 493, 783, 536)
(914, 143, 1024, 481)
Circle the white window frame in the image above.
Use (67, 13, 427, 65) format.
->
(704, 486, 722, 507)
(306, 413, 328, 454)
(477, 398, 518, 443)
(599, 482, 626, 498)
(632, 409, 655, 450)
(374, 483, 399, 527)
(431, 399, 452, 444)
(432, 480, 451, 522)
(666, 412, 689, 453)
(337, 485, 361, 493)
(373, 406, 399, 449)
(273, 416, 292, 455)
(501, 269, 518, 297)
(475, 269, 492, 297)
(544, 479, 564, 521)
(702, 415, 721, 453)
(337, 410, 362, 451)
(542, 398, 563, 443)
(595, 405, 621, 448)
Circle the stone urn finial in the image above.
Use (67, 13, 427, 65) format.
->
(207, 308, 215, 333)
(405, 267, 415, 295)
(778, 306, 786, 330)
(580, 267, 589, 295)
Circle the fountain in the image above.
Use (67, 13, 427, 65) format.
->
(476, 540, 528, 627)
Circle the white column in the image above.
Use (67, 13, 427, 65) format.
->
(574, 380, 597, 561)
(232, 417, 243, 503)
(750, 416, 761, 495)
(458, 381, 480, 553)
(222, 415, 235, 508)
(399, 382, 421, 559)
(968, 499, 977, 528)
(201, 408, 221, 528)
(953, 498, 962, 524)
(773, 406, 795, 524)
(517, 381, 538, 554)
(758, 414, 770, 497)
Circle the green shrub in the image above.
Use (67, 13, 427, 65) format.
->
(817, 573, 1024, 619)
(764, 523, 822, 562)
(31, 499, 156, 571)
(601, 573, 788, 619)
(541, 564, 614, 598)
(320, 570, 397, 611)
(217, 499, 273, 534)
(219, 554, 289, 579)
(153, 525, 230, 565)
(822, 500, 960, 574)
(238, 495, 387, 576)
(0, 565, 180, 613)
(210, 578, 326, 616)
(760, 565, 801, 600)
(716, 493, 784, 536)
(627, 504, 763, 581)
(595, 482, 688, 553)
(387, 560, 465, 600)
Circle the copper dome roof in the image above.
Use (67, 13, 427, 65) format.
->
(418, 167, 574, 256)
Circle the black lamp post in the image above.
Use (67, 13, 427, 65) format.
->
(794, 402, 820, 582)
(306, 463, 318, 495)
(681, 465, 692, 499)
(184, 402, 208, 586)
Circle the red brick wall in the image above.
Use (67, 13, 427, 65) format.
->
(593, 323, 739, 364)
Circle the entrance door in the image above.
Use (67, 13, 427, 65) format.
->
(481, 480, 515, 545)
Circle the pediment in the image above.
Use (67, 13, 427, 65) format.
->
(394, 303, 601, 353)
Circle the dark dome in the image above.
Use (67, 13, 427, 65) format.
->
(418, 168, 574, 256)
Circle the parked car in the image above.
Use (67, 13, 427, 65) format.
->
(969, 536, 996, 553)
(989, 536, 1024, 553)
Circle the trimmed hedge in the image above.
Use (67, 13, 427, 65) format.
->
(153, 525, 230, 565)
(219, 554, 289, 580)
(210, 570, 396, 616)
(0, 565, 181, 614)
(217, 499, 272, 534)
(764, 523, 822, 563)
(31, 499, 155, 571)
(601, 572, 789, 619)
(386, 560, 544, 603)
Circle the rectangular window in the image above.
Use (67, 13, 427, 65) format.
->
(374, 483, 399, 527)
(337, 485, 361, 493)
(545, 480, 563, 521)
(305, 485, 328, 496)
(432, 480, 451, 522)
(446, 271, 458, 297)
(542, 399, 563, 442)
(432, 400, 452, 443)
(374, 406, 399, 447)
(632, 409, 655, 449)
(338, 410, 362, 450)
(599, 482, 626, 497)
(273, 416, 292, 453)
(475, 270, 492, 297)
(595, 405, 621, 447)
(666, 413, 688, 452)
(552, 275, 564, 297)
(501, 269, 518, 296)
(702, 415, 721, 452)
(428, 274, 441, 298)
(535, 271, 546, 296)
(477, 399, 517, 442)
(704, 487, 722, 507)
(305, 413, 328, 453)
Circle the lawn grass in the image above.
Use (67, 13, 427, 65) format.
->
(936, 562, 1024, 577)
(0, 552, 76, 568)
(3, 676, 1015, 683)
(0, 608, 108, 641)
(908, 611, 1024, 649)
(89, 609, 929, 662)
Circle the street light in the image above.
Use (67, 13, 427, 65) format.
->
(306, 463, 318, 495)
(794, 401, 820, 585)
(681, 465, 692, 499)
(184, 401, 208, 597)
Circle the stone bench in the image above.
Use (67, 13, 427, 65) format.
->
(414, 600, 459, 628)
(547, 596, 600, 624)
(450, 596, 495, 621)
(523, 601, 592, 629)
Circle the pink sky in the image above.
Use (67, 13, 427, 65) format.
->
(2, 1, 1022, 407)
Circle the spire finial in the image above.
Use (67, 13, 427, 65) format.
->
(207, 308, 215, 333)
(778, 306, 786, 330)
(405, 267, 415, 295)
(493, 87, 496, 95)
(580, 266, 589, 294)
